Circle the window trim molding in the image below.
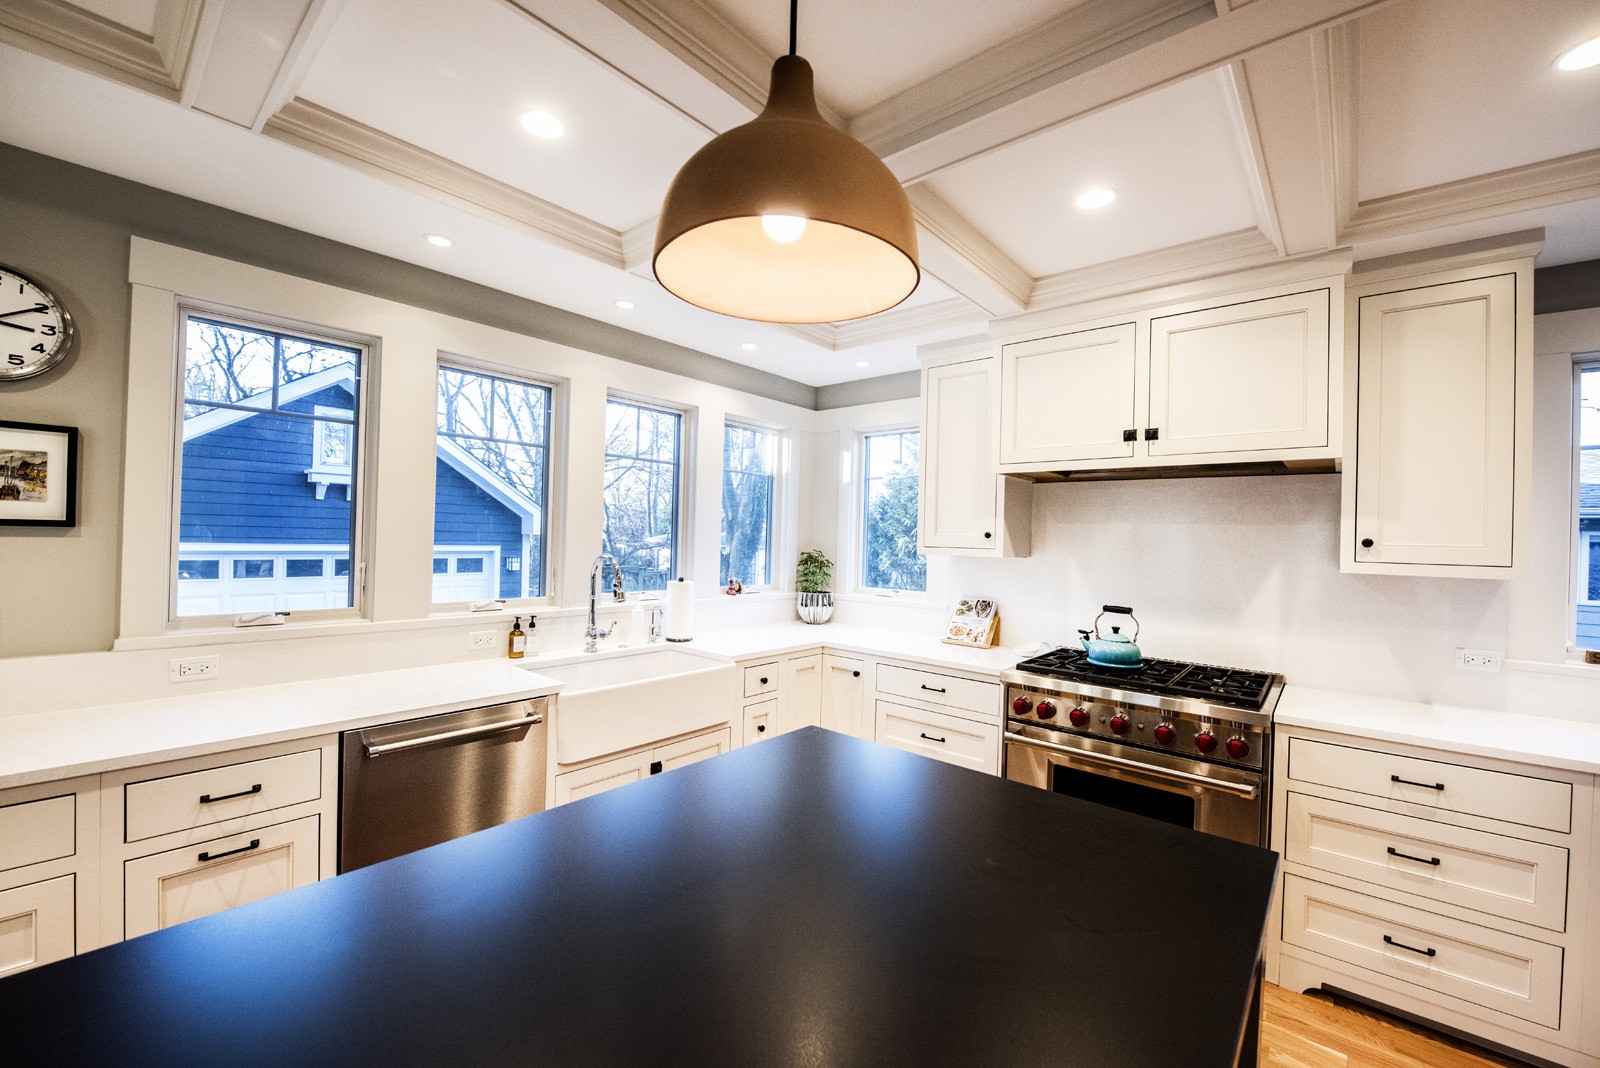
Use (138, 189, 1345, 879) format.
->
(604, 391, 692, 592)
(163, 302, 379, 633)
(721, 416, 784, 591)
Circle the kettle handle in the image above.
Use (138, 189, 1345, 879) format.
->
(1092, 606, 1140, 643)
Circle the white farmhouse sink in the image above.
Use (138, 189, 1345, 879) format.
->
(540, 647, 737, 765)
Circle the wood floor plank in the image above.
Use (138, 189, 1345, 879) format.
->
(1261, 983, 1529, 1068)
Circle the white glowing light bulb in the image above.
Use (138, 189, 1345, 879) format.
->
(761, 214, 807, 243)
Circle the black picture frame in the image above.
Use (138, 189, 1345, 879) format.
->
(0, 419, 78, 527)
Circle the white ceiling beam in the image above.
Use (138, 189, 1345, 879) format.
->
(249, 0, 348, 133)
(908, 186, 1032, 317)
(876, 0, 1398, 185)
(1216, 61, 1284, 256)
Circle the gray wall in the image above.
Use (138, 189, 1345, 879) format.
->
(0, 141, 835, 658)
(1535, 259, 1600, 315)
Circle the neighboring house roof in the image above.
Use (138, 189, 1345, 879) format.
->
(183, 369, 539, 524)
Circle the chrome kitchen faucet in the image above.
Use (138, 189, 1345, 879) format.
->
(585, 554, 626, 652)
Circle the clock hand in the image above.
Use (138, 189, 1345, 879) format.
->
(0, 321, 35, 332)
(0, 304, 48, 318)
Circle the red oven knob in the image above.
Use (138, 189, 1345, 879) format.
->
(1109, 714, 1131, 736)
(1226, 736, 1251, 760)
(1035, 700, 1057, 720)
(1011, 696, 1033, 716)
(1153, 723, 1176, 746)
(1194, 731, 1218, 754)
(1068, 707, 1089, 728)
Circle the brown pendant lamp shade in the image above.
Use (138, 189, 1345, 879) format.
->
(653, 54, 920, 324)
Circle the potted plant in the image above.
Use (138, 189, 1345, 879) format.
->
(794, 549, 834, 624)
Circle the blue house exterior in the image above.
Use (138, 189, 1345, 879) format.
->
(176, 368, 537, 615)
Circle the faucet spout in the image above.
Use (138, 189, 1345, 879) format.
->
(586, 553, 624, 652)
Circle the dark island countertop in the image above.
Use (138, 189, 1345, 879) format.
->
(0, 727, 1279, 1067)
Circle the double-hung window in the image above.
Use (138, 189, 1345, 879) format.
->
(603, 398, 684, 592)
(861, 428, 926, 593)
(1575, 362, 1600, 651)
(721, 421, 777, 588)
(434, 364, 554, 602)
(175, 314, 366, 619)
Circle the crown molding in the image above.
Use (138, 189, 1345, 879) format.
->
(620, 218, 658, 274)
(908, 186, 1032, 315)
(263, 98, 624, 267)
(831, 298, 988, 349)
(0, 0, 203, 99)
(1027, 229, 1281, 315)
(1322, 21, 1360, 239)
(853, 0, 1213, 161)
(1350, 228, 1545, 287)
(1217, 61, 1283, 256)
(1342, 149, 1600, 246)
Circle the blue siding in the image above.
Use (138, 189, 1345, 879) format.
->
(433, 458, 524, 598)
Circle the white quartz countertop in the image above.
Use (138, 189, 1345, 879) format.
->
(1277, 685, 1600, 775)
(688, 622, 1023, 676)
(0, 661, 564, 789)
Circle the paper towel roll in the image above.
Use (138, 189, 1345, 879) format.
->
(663, 578, 694, 642)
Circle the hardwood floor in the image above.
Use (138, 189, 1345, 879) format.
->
(1261, 983, 1530, 1068)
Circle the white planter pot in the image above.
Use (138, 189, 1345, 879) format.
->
(796, 592, 834, 624)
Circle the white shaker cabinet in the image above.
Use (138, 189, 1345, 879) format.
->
(1342, 255, 1533, 576)
(780, 653, 823, 732)
(552, 726, 732, 805)
(820, 653, 869, 738)
(998, 323, 1138, 465)
(919, 350, 1031, 557)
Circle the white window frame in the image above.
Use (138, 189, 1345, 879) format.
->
(720, 417, 784, 591)
(432, 356, 562, 609)
(603, 392, 693, 592)
(853, 423, 928, 598)
(1570, 358, 1600, 652)
(167, 303, 377, 631)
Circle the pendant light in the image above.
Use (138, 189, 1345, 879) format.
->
(653, 0, 919, 324)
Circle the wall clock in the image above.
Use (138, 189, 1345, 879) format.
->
(0, 263, 77, 382)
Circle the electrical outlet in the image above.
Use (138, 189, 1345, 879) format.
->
(1455, 648, 1502, 672)
(469, 630, 497, 650)
(169, 656, 219, 683)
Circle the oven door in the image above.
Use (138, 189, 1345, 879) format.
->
(1004, 727, 1265, 846)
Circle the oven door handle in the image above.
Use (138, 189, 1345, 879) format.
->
(1006, 731, 1259, 799)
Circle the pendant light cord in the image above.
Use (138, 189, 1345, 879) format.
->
(788, 0, 797, 56)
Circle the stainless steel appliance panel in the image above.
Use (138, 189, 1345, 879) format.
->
(340, 699, 547, 872)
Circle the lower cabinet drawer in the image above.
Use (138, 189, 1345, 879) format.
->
(876, 664, 999, 721)
(0, 874, 75, 978)
(1281, 874, 1563, 1028)
(124, 815, 321, 939)
(875, 700, 1000, 776)
(744, 699, 776, 744)
(0, 794, 75, 873)
(125, 748, 323, 843)
(1286, 792, 1569, 932)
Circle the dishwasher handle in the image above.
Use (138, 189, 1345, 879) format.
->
(363, 714, 543, 758)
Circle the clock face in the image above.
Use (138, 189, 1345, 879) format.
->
(0, 265, 76, 382)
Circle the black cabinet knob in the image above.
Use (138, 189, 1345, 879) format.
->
(649, 760, 663, 775)
(759, 676, 768, 685)
(983, 532, 992, 539)
(1360, 538, 1374, 549)
(756, 724, 766, 733)
(853, 670, 860, 678)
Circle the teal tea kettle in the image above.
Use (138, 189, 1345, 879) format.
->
(1079, 605, 1143, 668)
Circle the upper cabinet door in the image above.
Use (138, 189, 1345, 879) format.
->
(1147, 289, 1331, 457)
(921, 357, 998, 550)
(999, 323, 1137, 465)
(1352, 274, 1518, 569)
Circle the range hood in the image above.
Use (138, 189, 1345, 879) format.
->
(1017, 458, 1339, 483)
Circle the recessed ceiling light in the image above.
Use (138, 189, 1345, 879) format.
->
(614, 299, 635, 310)
(1074, 188, 1117, 210)
(519, 110, 566, 139)
(741, 342, 758, 351)
(855, 360, 871, 368)
(424, 233, 454, 248)
(1556, 36, 1600, 71)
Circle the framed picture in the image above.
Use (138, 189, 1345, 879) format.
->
(0, 420, 78, 527)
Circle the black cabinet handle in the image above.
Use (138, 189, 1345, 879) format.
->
(1383, 934, 1436, 958)
(920, 685, 946, 693)
(198, 839, 260, 863)
(199, 783, 262, 805)
(1387, 846, 1441, 867)
(649, 760, 663, 775)
(1122, 428, 1137, 442)
(756, 724, 766, 734)
(1390, 774, 1444, 791)
(919, 732, 947, 744)
(1144, 428, 1160, 441)
(1361, 538, 1375, 549)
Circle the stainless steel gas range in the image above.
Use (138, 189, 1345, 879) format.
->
(1001, 648, 1284, 847)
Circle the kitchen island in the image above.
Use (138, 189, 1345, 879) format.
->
(0, 728, 1278, 1067)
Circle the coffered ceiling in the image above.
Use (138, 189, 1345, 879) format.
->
(0, 0, 1597, 388)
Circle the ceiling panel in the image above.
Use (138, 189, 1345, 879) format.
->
(297, 0, 711, 231)
(1356, 0, 1600, 200)
(921, 70, 1261, 278)
(703, 0, 1091, 116)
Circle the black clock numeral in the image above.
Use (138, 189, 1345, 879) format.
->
(30, 343, 45, 353)
(7, 354, 24, 366)
(40, 325, 56, 336)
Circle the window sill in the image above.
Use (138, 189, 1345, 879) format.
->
(114, 612, 519, 652)
(1503, 657, 1600, 679)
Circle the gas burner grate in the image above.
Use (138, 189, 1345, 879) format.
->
(1012, 648, 1275, 711)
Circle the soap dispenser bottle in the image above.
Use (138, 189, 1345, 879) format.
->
(526, 614, 539, 656)
(508, 616, 526, 659)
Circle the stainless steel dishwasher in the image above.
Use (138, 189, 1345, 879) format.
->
(339, 698, 548, 872)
